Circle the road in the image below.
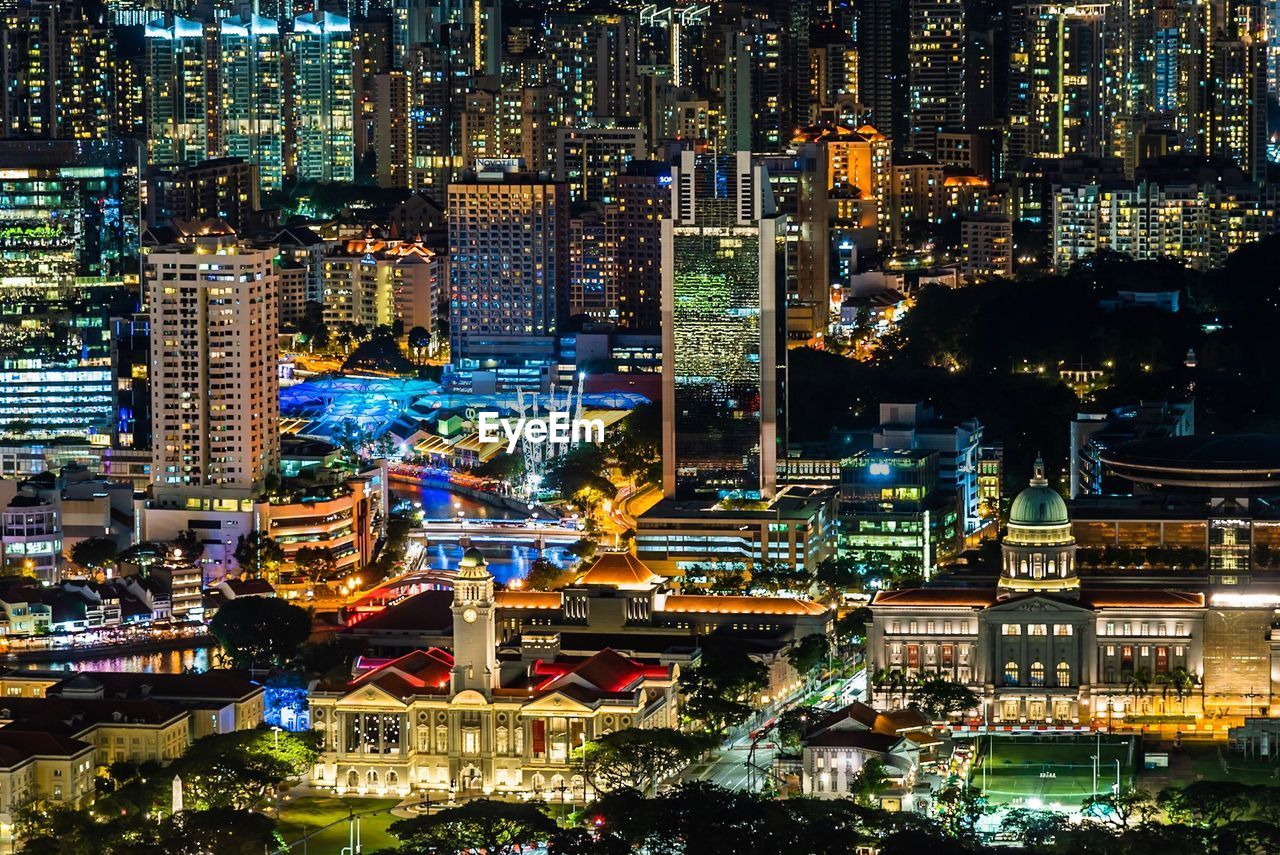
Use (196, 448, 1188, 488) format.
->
(680, 667, 868, 792)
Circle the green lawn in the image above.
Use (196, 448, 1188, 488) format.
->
(968, 736, 1136, 807)
(274, 796, 403, 854)
(1182, 743, 1280, 787)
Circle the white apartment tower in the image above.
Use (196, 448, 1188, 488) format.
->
(146, 239, 280, 500)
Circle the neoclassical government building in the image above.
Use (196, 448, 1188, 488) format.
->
(868, 459, 1221, 727)
(309, 549, 679, 800)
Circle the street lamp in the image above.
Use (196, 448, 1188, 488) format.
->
(272, 725, 282, 750)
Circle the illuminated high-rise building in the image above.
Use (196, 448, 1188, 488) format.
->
(219, 15, 284, 191)
(447, 170, 570, 372)
(419, 0, 503, 77)
(859, 0, 910, 150)
(1009, 3, 1109, 159)
(0, 140, 140, 442)
(406, 33, 470, 191)
(547, 13, 642, 125)
(908, 0, 967, 155)
(1150, 0, 1211, 154)
(568, 211, 609, 320)
(606, 160, 670, 331)
(0, 1, 114, 141)
(146, 238, 279, 499)
(0, 140, 139, 289)
(1210, 8, 1268, 182)
(145, 16, 210, 166)
(661, 151, 787, 500)
(373, 71, 411, 188)
(554, 126, 646, 204)
(291, 11, 355, 183)
(725, 18, 789, 152)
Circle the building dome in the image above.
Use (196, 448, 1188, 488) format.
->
(1009, 484, 1070, 526)
(999, 456, 1078, 598)
(457, 547, 489, 579)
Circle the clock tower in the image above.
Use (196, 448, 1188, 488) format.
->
(451, 547, 498, 697)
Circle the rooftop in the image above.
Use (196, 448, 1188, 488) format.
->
(575, 553, 662, 588)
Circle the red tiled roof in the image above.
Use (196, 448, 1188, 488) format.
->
(806, 730, 902, 752)
(660, 594, 828, 616)
(870, 589, 998, 608)
(350, 648, 454, 694)
(1081, 589, 1205, 608)
(532, 649, 672, 695)
(0, 730, 93, 760)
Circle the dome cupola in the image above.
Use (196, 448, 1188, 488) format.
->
(999, 456, 1078, 597)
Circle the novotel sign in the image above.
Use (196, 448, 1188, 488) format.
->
(477, 411, 606, 454)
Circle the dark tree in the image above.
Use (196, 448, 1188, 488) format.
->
(523, 557, 567, 591)
(388, 799, 556, 855)
(69, 536, 119, 571)
(293, 545, 338, 582)
(208, 596, 312, 669)
(908, 675, 980, 720)
(785, 633, 830, 680)
(169, 528, 205, 561)
(678, 646, 768, 736)
(233, 531, 284, 578)
(577, 728, 713, 796)
(157, 809, 279, 855)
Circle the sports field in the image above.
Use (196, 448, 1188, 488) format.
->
(966, 735, 1136, 808)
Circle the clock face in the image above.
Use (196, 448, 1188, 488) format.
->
(462, 607, 478, 623)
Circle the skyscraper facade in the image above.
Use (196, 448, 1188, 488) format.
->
(291, 12, 355, 184)
(146, 239, 280, 499)
(1009, 3, 1109, 159)
(661, 151, 787, 500)
(859, 0, 910, 150)
(0, 0, 114, 141)
(447, 170, 569, 371)
(909, 0, 967, 155)
(145, 16, 210, 166)
(219, 15, 285, 191)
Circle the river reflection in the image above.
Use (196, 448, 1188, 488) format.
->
(392, 484, 522, 520)
(17, 645, 215, 674)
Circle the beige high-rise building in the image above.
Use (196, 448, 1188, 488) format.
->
(146, 238, 279, 501)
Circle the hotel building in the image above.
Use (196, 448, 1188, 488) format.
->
(447, 169, 569, 376)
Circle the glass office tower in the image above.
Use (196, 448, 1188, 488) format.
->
(661, 150, 787, 500)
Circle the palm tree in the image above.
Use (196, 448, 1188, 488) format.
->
(872, 667, 893, 698)
(1170, 667, 1198, 712)
(1153, 672, 1172, 713)
(1125, 668, 1153, 714)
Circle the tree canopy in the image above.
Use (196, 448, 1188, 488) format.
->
(387, 799, 556, 855)
(69, 536, 119, 571)
(577, 728, 714, 796)
(678, 646, 768, 737)
(208, 596, 312, 669)
(233, 531, 284, 578)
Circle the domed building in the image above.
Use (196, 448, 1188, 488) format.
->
(999, 457, 1078, 597)
(865, 455, 1217, 729)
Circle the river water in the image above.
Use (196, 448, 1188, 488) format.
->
(17, 645, 215, 674)
(395, 483, 522, 521)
